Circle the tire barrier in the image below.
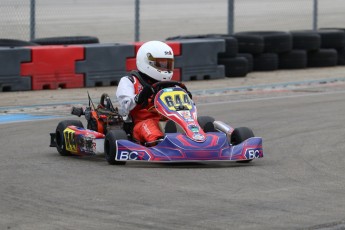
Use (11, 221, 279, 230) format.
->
(218, 57, 248, 77)
(337, 48, 345, 65)
(31, 36, 100, 45)
(318, 28, 345, 66)
(168, 35, 241, 78)
(279, 50, 307, 69)
(21, 45, 84, 90)
(253, 53, 279, 71)
(237, 53, 253, 72)
(307, 49, 338, 67)
(0, 39, 38, 47)
(1, 28, 345, 92)
(233, 34, 264, 54)
(318, 29, 345, 49)
(217, 36, 238, 58)
(235, 31, 293, 53)
(0, 47, 32, 92)
(290, 31, 321, 51)
(76, 43, 135, 87)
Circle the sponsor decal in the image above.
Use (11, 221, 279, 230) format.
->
(64, 128, 77, 153)
(117, 151, 148, 161)
(178, 111, 193, 121)
(245, 148, 262, 159)
(188, 124, 199, 133)
(193, 133, 205, 141)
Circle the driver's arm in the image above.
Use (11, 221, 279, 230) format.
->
(116, 77, 136, 116)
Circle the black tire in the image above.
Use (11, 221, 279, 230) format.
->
(233, 33, 265, 54)
(0, 39, 38, 47)
(337, 48, 345, 65)
(104, 130, 127, 165)
(231, 127, 255, 163)
(216, 36, 238, 58)
(290, 30, 321, 51)
(307, 49, 338, 67)
(253, 53, 279, 71)
(237, 53, 253, 72)
(55, 120, 84, 156)
(231, 127, 255, 145)
(166, 34, 238, 58)
(218, 57, 249, 77)
(31, 36, 99, 45)
(197, 116, 216, 132)
(318, 29, 345, 49)
(166, 34, 209, 40)
(236, 31, 292, 53)
(279, 50, 307, 69)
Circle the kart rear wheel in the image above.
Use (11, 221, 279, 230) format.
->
(197, 116, 216, 132)
(56, 120, 84, 156)
(231, 127, 255, 163)
(104, 130, 127, 165)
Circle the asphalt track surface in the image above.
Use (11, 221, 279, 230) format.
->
(1, 68, 345, 230)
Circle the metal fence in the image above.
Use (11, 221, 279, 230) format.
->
(1, 0, 345, 43)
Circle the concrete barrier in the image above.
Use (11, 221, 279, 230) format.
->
(21, 45, 84, 90)
(76, 43, 135, 87)
(0, 47, 31, 92)
(173, 39, 225, 81)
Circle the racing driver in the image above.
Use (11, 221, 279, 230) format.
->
(116, 40, 192, 145)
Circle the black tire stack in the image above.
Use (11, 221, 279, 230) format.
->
(31, 36, 100, 45)
(317, 28, 345, 66)
(215, 35, 250, 78)
(234, 31, 305, 71)
(167, 28, 345, 78)
(167, 34, 251, 78)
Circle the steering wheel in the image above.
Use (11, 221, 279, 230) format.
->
(151, 81, 188, 98)
(152, 81, 187, 92)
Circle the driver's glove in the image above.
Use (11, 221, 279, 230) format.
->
(179, 83, 192, 99)
(134, 85, 154, 105)
(186, 90, 193, 99)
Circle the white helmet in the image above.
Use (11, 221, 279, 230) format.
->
(136, 40, 174, 81)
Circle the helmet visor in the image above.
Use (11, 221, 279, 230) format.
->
(148, 54, 174, 72)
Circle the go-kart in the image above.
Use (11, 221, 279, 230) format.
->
(50, 81, 263, 165)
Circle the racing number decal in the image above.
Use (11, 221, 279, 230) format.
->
(64, 128, 77, 153)
(161, 91, 192, 111)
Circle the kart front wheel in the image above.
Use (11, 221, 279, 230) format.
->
(197, 116, 216, 132)
(231, 127, 255, 163)
(104, 130, 127, 165)
(56, 120, 84, 156)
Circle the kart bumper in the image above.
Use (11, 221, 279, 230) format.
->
(115, 133, 263, 162)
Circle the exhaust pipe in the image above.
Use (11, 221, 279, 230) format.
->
(213, 121, 234, 137)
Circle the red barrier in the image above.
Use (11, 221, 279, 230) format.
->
(21, 45, 84, 90)
(126, 41, 181, 81)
